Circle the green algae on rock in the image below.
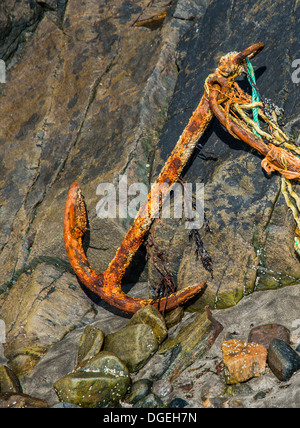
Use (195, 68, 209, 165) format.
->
(54, 351, 130, 408)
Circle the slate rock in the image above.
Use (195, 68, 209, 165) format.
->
(0, 365, 22, 394)
(128, 305, 167, 345)
(159, 308, 223, 381)
(248, 324, 290, 350)
(125, 379, 153, 405)
(268, 339, 300, 381)
(104, 324, 158, 372)
(54, 351, 130, 408)
(0, 393, 48, 408)
(77, 325, 104, 366)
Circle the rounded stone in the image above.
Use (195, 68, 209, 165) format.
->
(125, 379, 153, 405)
(248, 324, 290, 350)
(54, 351, 130, 408)
(267, 339, 300, 381)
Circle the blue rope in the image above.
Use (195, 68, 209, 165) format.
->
(246, 57, 260, 136)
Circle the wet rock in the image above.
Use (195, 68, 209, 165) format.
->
(152, 379, 173, 398)
(0, 393, 48, 408)
(77, 325, 104, 366)
(51, 402, 81, 408)
(1, 263, 96, 377)
(168, 397, 189, 408)
(54, 351, 130, 408)
(104, 324, 158, 372)
(164, 307, 184, 329)
(221, 340, 267, 385)
(248, 324, 290, 350)
(268, 339, 300, 382)
(0, 365, 22, 394)
(158, 308, 223, 381)
(128, 305, 167, 345)
(125, 379, 153, 405)
(133, 393, 163, 408)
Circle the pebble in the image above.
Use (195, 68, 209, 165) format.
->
(54, 351, 130, 408)
(125, 379, 153, 405)
(221, 339, 267, 385)
(267, 339, 300, 381)
(168, 398, 189, 408)
(133, 393, 163, 408)
(248, 324, 290, 350)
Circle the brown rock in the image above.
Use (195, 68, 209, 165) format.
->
(0, 393, 48, 408)
(221, 339, 267, 385)
(248, 324, 290, 350)
(0, 365, 22, 394)
(77, 325, 105, 366)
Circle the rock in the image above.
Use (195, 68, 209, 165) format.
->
(51, 402, 81, 408)
(0, 365, 22, 394)
(248, 324, 290, 349)
(0, 393, 48, 408)
(168, 397, 189, 408)
(221, 339, 267, 385)
(77, 325, 104, 366)
(164, 307, 184, 329)
(103, 324, 158, 372)
(267, 339, 300, 382)
(54, 351, 130, 408)
(128, 305, 167, 345)
(158, 308, 223, 381)
(152, 379, 173, 398)
(201, 377, 227, 401)
(133, 393, 163, 408)
(125, 379, 153, 405)
(0, 263, 96, 377)
(296, 344, 300, 353)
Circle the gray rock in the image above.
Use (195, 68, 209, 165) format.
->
(268, 339, 300, 382)
(133, 393, 163, 408)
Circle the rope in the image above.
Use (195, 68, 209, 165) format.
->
(246, 57, 260, 136)
(281, 176, 300, 256)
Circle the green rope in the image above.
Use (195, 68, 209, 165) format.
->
(246, 57, 260, 136)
